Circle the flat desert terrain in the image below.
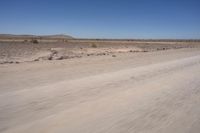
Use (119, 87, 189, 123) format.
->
(0, 40, 200, 133)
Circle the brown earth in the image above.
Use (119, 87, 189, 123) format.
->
(0, 40, 200, 64)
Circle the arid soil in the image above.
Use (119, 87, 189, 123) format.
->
(0, 41, 200, 133)
(0, 40, 200, 64)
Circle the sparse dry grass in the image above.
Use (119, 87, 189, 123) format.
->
(91, 43, 97, 48)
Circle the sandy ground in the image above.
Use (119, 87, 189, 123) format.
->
(0, 47, 200, 133)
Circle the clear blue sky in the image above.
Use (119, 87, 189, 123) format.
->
(0, 0, 200, 39)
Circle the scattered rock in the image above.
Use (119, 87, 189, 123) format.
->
(34, 59, 39, 61)
(48, 56, 53, 60)
(112, 55, 116, 57)
(0, 61, 20, 64)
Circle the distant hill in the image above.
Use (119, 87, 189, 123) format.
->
(0, 34, 74, 40)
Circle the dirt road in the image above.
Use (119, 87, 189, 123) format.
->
(0, 48, 200, 133)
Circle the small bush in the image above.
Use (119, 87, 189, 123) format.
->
(91, 43, 97, 48)
(31, 39, 39, 44)
(63, 39, 68, 43)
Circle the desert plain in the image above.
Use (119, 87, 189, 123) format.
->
(0, 35, 200, 133)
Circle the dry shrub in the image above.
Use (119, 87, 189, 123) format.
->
(31, 39, 39, 44)
(91, 43, 97, 48)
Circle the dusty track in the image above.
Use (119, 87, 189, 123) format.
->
(0, 48, 200, 133)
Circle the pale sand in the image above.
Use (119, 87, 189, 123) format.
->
(0, 48, 200, 133)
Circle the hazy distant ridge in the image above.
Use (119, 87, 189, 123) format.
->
(0, 34, 73, 39)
